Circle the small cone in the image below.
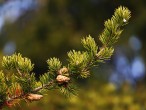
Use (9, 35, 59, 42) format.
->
(56, 75, 70, 84)
(26, 94, 43, 101)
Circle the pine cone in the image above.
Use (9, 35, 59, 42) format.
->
(56, 75, 70, 84)
(58, 67, 68, 75)
(26, 94, 43, 101)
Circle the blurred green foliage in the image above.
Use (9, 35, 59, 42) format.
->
(3, 81, 146, 110)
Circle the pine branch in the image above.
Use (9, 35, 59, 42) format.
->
(32, 81, 54, 92)
(0, 6, 131, 109)
(7, 81, 54, 102)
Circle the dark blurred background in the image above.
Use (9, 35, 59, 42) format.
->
(1, 0, 146, 110)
